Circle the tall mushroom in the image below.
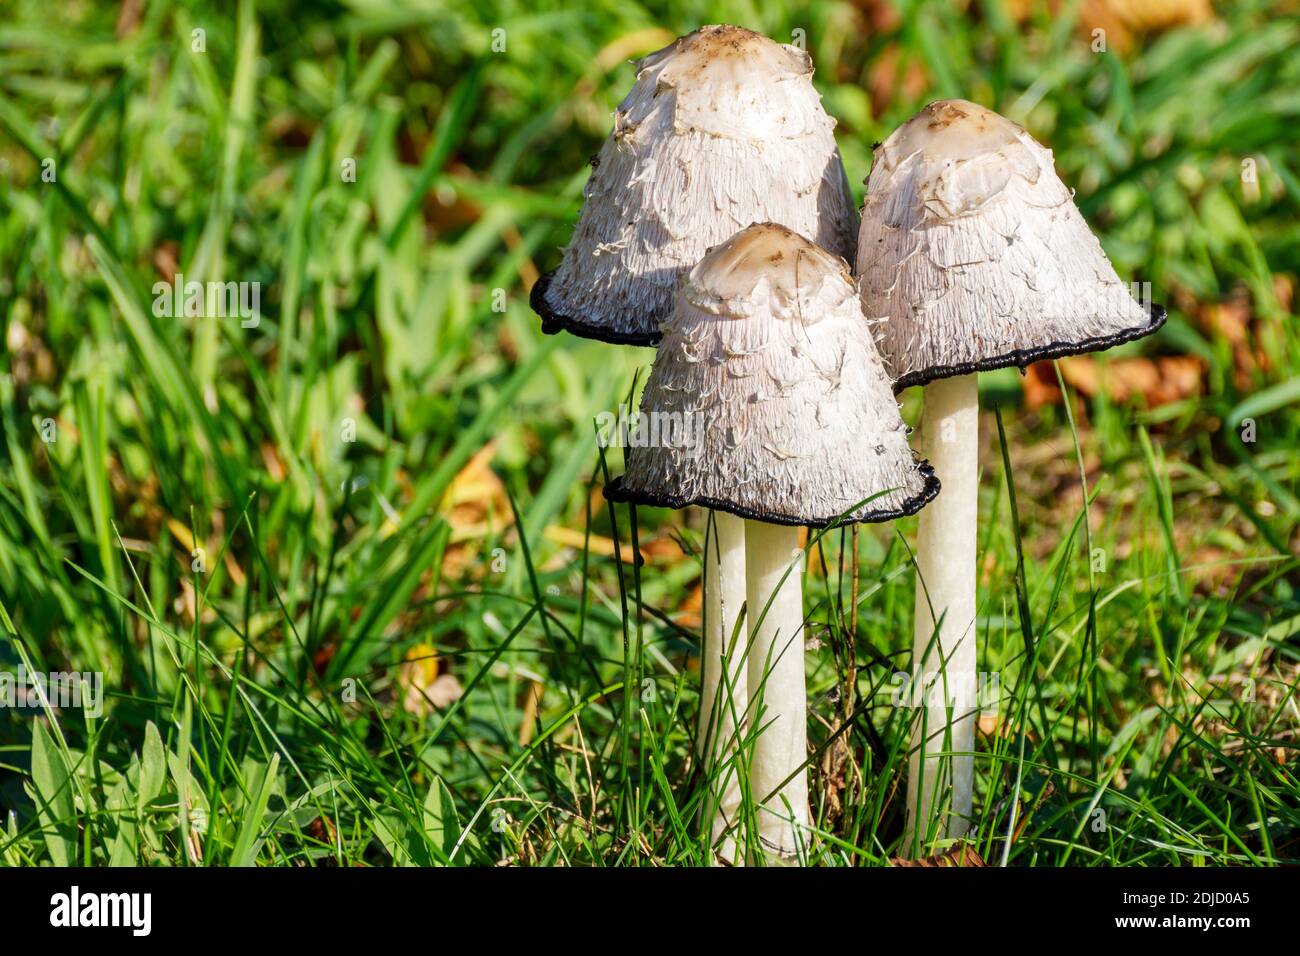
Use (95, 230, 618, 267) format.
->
(855, 99, 1166, 852)
(608, 223, 939, 861)
(529, 25, 861, 860)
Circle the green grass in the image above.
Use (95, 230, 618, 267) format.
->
(0, 0, 1297, 866)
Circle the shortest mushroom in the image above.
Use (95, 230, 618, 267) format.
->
(607, 222, 939, 862)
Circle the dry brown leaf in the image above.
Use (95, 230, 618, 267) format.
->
(1021, 361, 1062, 411)
(115, 0, 145, 38)
(440, 444, 513, 579)
(1103, 0, 1213, 30)
(259, 442, 287, 482)
(1202, 298, 1250, 347)
(820, 732, 851, 822)
(851, 0, 902, 33)
(445, 444, 511, 542)
(978, 713, 1036, 744)
(173, 577, 217, 626)
(6, 317, 57, 387)
(427, 675, 464, 708)
(183, 804, 204, 865)
(1274, 274, 1294, 314)
(152, 240, 180, 284)
(1027, 355, 1203, 407)
(1011, 0, 1214, 52)
(585, 485, 608, 522)
(164, 517, 246, 587)
(867, 44, 929, 116)
(542, 524, 665, 566)
(1120, 356, 1202, 405)
(398, 643, 464, 717)
(1198, 296, 1258, 389)
(518, 680, 544, 747)
(979, 546, 999, 587)
(307, 815, 338, 848)
(676, 582, 703, 632)
(641, 534, 687, 564)
(1001, 0, 1035, 20)
(892, 842, 987, 867)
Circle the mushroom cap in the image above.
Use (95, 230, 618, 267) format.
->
(532, 25, 859, 346)
(857, 99, 1165, 389)
(605, 223, 939, 527)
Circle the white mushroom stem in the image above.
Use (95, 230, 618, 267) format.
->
(699, 509, 747, 864)
(744, 520, 808, 860)
(905, 373, 979, 853)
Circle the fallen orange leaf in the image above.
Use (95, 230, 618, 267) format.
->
(892, 843, 987, 867)
(1027, 355, 1203, 408)
(398, 643, 464, 717)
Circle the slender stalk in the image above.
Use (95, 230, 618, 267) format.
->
(699, 509, 747, 864)
(744, 520, 808, 861)
(905, 373, 979, 854)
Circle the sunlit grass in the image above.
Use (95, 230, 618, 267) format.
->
(0, 0, 1296, 866)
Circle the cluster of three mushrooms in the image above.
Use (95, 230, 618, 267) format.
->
(531, 25, 1165, 858)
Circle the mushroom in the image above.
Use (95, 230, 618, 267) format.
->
(529, 25, 859, 861)
(696, 507, 748, 863)
(530, 24, 858, 346)
(855, 99, 1166, 852)
(608, 223, 939, 861)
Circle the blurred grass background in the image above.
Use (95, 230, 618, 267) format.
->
(0, 0, 1296, 865)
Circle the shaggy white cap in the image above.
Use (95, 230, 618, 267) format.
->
(533, 25, 859, 346)
(857, 99, 1164, 388)
(607, 223, 938, 526)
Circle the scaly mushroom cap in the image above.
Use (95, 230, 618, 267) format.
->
(532, 25, 859, 346)
(857, 99, 1165, 389)
(606, 223, 938, 526)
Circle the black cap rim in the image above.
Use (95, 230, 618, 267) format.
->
(603, 459, 940, 529)
(530, 271, 664, 347)
(891, 300, 1168, 392)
